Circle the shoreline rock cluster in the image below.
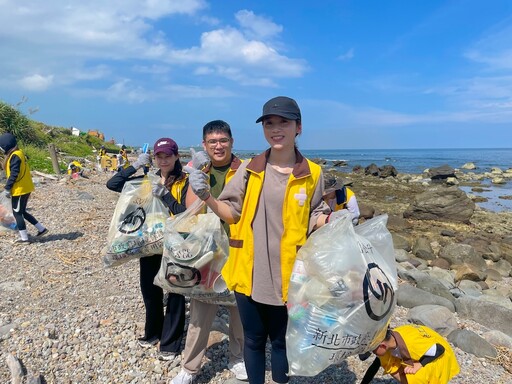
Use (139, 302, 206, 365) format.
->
(1, 161, 512, 383)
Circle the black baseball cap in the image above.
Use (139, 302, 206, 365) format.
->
(255, 96, 301, 123)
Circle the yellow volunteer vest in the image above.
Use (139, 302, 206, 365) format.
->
(6, 149, 35, 196)
(222, 149, 321, 302)
(334, 187, 355, 211)
(379, 325, 460, 384)
(67, 160, 82, 175)
(169, 175, 188, 213)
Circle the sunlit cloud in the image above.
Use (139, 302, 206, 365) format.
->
(19, 74, 54, 91)
(235, 10, 283, 39)
(168, 27, 307, 78)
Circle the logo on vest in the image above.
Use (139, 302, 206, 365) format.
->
(294, 188, 307, 206)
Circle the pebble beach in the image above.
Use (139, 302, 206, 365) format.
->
(1, 167, 512, 384)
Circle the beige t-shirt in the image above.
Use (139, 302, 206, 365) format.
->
(218, 161, 330, 305)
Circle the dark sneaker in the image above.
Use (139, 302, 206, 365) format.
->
(13, 238, 31, 245)
(137, 336, 159, 348)
(158, 351, 177, 361)
(36, 228, 49, 237)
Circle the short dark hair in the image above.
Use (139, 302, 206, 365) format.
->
(202, 120, 232, 140)
(384, 328, 393, 341)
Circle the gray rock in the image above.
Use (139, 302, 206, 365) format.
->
(77, 191, 95, 200)
(478, 294, 512, 310)
(448, 329, 497, 358)
(0, 322, 15, 337)
(492, 259, 512, 277)
(412, 237, 435, 260)
(455, 296, 512, 337)
(394, 249, 410, 263)
(416, 276, 456, 303)
(392, 233, 411, 252)
(407, 305, 458, 336)
(397, 268, 429, 284)
(397, 284, 455, 312)
(439, 243, 487, 270)
(426, 267, 455, 288)
(428, 164, 456, 180)
(403, 186, 475, 223)
(484, 268, 503, 281)
(482, 330, 512, 349)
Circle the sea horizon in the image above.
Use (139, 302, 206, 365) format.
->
(231, 147, 512, 212)
(232, 147, 512, 175)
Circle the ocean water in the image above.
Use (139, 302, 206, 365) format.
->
(234, 148, 512, 212)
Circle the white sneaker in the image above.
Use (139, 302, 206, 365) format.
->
(171, 369, 194, 384)
(228, 360, 248, 380)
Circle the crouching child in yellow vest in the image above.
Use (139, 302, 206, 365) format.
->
(361, 324, 460, 384)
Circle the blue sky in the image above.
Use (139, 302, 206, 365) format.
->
(1, 0, 512, 150)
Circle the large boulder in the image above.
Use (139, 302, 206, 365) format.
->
(365, 163, 380, 176)
(380, 165, 398, 178)
(428, 164, 456, 181)
(455, 296, 512, 337)
(403, 186, 475, 223)
(438, 243, 487, 270)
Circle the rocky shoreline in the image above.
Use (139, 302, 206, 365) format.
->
(1, 161, 512, 384)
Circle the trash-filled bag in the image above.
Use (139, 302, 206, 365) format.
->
(103, 174, 169, 267)
(0, 194, 17, 231)
(154, 199, 235, 305)
(286, 212, 397, 376)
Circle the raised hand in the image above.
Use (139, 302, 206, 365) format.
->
(132, 153, 151, 170)
(190, 147, 211, 170)
(184, 166, 210, 201)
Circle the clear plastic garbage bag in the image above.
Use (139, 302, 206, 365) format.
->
(103, 174, 169, 267)
(286, 212, 397, 376)
(0, 194, 17, 231)
(154, 199, 235, 305)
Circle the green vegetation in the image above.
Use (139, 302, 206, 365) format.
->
(0, 99, 124, 173)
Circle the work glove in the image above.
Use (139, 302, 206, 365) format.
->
(152, 182, 169, 198)
(2, 190, 11, 199)
(183, 166, 210, 201)
(326, 209, 349, 224)
(189, 148, 211, 170)
(132, 153, 151, 170)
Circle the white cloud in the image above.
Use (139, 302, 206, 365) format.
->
(106, 79, 150, 103)
(0, 1, 207, 89)
(235, 10, 283, 39)
(19, 74, 54, 91)
(168, 27, 307, 79)
(0, 2, 307, 98)
(337, 48, 354, 61)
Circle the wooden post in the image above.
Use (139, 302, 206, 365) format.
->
(48, 144, 61, 175)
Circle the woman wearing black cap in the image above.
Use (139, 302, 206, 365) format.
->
(186, 97, 333, 384)
(106, 137, 188, 361)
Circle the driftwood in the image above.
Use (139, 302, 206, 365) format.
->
(6, 354, 23, 384)
(32, 170, 59, 180)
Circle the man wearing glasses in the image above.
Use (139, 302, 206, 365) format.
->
(173, 120, 247, 384)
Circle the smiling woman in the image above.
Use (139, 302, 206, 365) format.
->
(184, 96, 332, 384)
